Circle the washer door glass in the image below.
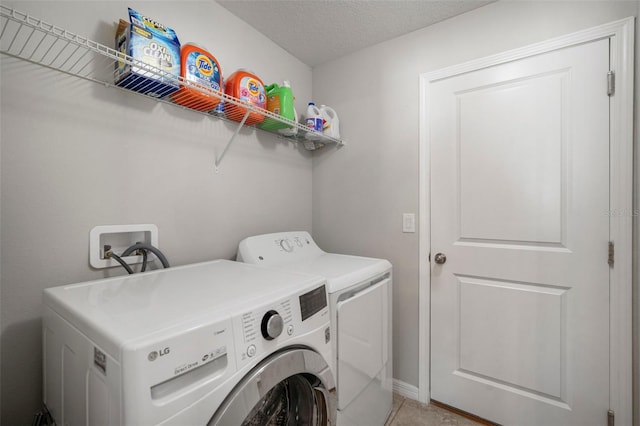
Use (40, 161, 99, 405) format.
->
(242, 374, 325, 426)
(209, 348, 335, 426)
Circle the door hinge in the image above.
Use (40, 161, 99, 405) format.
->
(608, 241, 614, 267)
(607, 71, 615, 96)
(607, 409, 614, 426)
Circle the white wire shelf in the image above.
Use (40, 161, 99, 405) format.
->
(0, 5, 344, 170)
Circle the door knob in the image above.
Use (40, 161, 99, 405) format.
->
(434, 253, 447, 264)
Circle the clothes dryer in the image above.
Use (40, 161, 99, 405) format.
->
(43, 260, 336, 425)
(238, 231, 393, 426)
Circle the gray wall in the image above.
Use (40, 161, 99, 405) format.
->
(311, 0, 639, 403)
(2, 0, 639, 424)
(0, 1, 314, 423)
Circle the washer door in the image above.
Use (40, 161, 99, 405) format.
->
(208, 347, 336, 426)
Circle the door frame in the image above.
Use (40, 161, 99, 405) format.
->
(418, 17, 635, 425)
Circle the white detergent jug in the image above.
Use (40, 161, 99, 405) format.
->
(304, 102, 323, 141)
(320, 105, 340, 139)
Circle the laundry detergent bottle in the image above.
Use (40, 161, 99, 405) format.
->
(320, 105, 340, 139)
(259, 80, 296, 131)
(224, 69, 266, 125)
(278, 108, 298, 137)
(171, 43, 222, 111)
(304, 102, 323, 140)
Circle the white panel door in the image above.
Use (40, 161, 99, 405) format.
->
(430, 38, 610, 426)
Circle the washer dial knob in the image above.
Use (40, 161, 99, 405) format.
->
(261, 310, 284, 340)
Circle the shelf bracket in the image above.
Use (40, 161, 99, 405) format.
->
(215, 109, 251, 173)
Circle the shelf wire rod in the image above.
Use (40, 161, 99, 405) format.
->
(57, 43, 82, 71)
(0, 16, 9, 42)
(44, 38, 69, 67)
(32, 34, 56, 63)
(26, 31, 48, 61)
(68, 47, 92, 75)
(5, 20, 22, 51)
(17, 26, 35, 56)
(4, 49, 115, 93)
(215, 109, 251, 172)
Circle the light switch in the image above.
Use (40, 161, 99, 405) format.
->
(403, 213, 416, 233)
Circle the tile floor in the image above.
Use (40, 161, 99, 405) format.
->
(385, 393, 483, 426)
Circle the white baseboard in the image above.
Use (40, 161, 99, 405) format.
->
(392, 379, 420, 401)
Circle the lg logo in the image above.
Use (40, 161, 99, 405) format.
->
(148, 347, 170, 361)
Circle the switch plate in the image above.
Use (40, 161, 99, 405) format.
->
(403, 213, 416, 233)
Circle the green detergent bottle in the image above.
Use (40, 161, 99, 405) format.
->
(259, 80, 296, 131)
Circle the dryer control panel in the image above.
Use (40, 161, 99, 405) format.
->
(237, 231, 324, 265)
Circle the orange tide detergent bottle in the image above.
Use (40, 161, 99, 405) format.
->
(171, 43, 222, 111)
(224, 69, 266, 125)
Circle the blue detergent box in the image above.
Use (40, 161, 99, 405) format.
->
(115, 8, 181, 98)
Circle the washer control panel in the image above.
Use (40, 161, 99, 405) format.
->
(240, 298, 293, 348)
(233, 283, 328, 367)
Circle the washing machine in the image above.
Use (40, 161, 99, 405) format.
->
(42, 259, 336, 425)
(237, 231, 393, 426)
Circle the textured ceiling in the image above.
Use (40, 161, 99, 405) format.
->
(216, 0, 494, 67)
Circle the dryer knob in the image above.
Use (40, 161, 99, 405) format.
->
(279, 239, 294, 252)
(261, 310, 284, 340)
